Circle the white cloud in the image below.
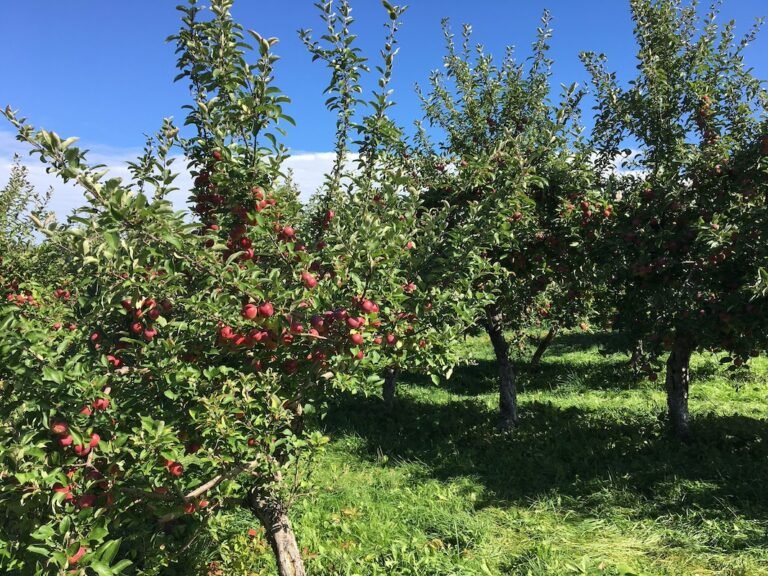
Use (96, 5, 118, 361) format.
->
(284, 151, 338, 198)
(0, 130, 338, 220)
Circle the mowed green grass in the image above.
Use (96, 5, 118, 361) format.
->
(208, 332, 768, 575)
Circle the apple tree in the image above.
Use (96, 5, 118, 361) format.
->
(300, 0, 478, 407)
(583, 0, 768, 438)
(0, 156, 59, 289)
(412, 16, 607, 428)
(0, 2, 399, 575)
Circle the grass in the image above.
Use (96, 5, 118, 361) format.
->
(208, 332, 768, 575)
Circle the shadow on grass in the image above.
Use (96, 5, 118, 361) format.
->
(542, 330, 619, 355)
(322, 391, 768, 533)
(407, 355, 641, 397)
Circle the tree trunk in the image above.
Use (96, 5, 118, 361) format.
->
(531, 325, 557, 368)
(382, 366, 400, 407)
(628, 340, 644, 376)
(249, 495, 305, 576)
(288, 402, 304, 437)
(665, 342, 692, 440)
(485, 306, 518, 429)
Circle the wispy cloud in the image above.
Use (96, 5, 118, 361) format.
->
(0, 131, 338, 220)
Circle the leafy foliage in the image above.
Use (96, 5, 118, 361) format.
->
(585, 0, 768, 373)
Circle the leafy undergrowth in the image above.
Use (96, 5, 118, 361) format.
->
(203, 332, 768, 575)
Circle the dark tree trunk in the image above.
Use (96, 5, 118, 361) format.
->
(628, 340, 644, 376)
(665, 342, 692, 440)
(288, 402, 304, 437)
(249, 495, 305, 576)
(382, 366, 400, 407)
(531, 326, 557, 368)
(485, 306, 518, 429)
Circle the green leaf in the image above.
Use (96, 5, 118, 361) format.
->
(111, 560, 133, 574)
(26, 545, 50, 557)
(42, 366, 64, 384)
(30, 525, 55, 541)
(88, 524, 109, 541)
(164, 234, 182, 250)
(97, 539, 121, 564)
(59, 516, 71, 535)
(89, 561, 115, 576)
(104, 231, 120, 252)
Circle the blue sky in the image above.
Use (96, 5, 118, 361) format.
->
(1, 1, 766, 212)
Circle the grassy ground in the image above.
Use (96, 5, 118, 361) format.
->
(210, 332, 768, 575)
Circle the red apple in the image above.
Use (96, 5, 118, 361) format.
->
(53, 483, 74, 502)
(77, 494, 96, 508)
(242, 303, 259, 320)
(86, 470, 107, 489)
(258, 302, 274, 317)
(334, 308, 349, 321)
(73, 444, 91, 458)
(51, 421, 69, 436)
(186, 442, 201, 454)
(143, 328, 158, 341)
(68, 546, 87, 565)
(89, 433, 101, 448)
(166, 460, 184, 477)
(283, 359, 299, 374)
(59, 435, 73, 447)
(301, 271, 318, 289)
(219, 325, 236, 340)
(92, 398, 110, 411)
(350, 333, 364, 346)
